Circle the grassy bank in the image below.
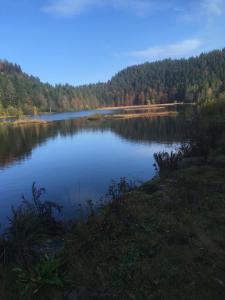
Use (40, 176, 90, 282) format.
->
(87, 104, 182, 121)
(65, 99, 225, 299)
(64, 164, 225, 299)
(103, 110, 178, 120)
(98, 102, 194, 111)
(1, 100, 225, 299)
(0, 119, 49, 126)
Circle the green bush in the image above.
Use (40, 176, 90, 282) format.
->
(154, 151, 182, 173)
(6, 183, 64, 265)
(13, 255, 67, 299)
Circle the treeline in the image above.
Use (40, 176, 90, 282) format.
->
(0, 61, 107, 116)
(0, 48, 225, 115)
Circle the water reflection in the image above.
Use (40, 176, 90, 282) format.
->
(0, 114, 190, 228)
(0, 116, 189, 169)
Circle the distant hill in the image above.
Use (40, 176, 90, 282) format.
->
(0, 48, 225, 115)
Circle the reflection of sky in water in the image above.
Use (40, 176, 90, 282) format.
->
(0, 113, 188, 228)
(31, 109, 112, 121)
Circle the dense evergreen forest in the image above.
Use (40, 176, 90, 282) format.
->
(0, 48, 225, 115)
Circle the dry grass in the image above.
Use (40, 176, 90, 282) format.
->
(99, 102, 194, 111)
(0, 119, 49, 126)
(13, 119, 49, 126)
(105, 110, 178, 120)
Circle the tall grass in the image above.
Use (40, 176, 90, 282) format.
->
(106, 177, 137, 204)
(6, 183, 64, 264)
(0, 183, 67, 299)
(154, 151, 182, 173)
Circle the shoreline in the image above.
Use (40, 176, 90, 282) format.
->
(0, 102, 195, 119)
(1, 100, 225, 299)
(98, 102, 196, 111)
(0, 103, 185, 126)
(103, 110, 178, 120)
(0, 119, 49, 126)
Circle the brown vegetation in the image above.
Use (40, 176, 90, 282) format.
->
(0, 119, 49, 127)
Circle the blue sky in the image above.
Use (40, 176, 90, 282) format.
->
(0, 0, 225, 86)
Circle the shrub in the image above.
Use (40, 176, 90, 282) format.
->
(179, 142, 202, 158)
(13, 255, 67, 299)
(5, 183, 64, 264)
(154, 151, 182, 173)
(189, 99, 225, 158)
(105, 177, 137, 204)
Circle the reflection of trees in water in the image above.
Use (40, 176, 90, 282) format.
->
(106, 116, 190, 144)
(0, 115, 190, 168)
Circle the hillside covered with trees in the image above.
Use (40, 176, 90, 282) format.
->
(0, 48, 225, 116)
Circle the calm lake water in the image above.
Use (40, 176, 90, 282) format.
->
(0, 109, 189, 228)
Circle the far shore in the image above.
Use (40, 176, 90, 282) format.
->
(103, 110, 178, 120)
(0, 119, 49, 126)
(98, 102, 195, 111)
(0, 102, 193, 126)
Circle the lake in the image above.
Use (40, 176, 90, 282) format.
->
(0, 108, 189, 228)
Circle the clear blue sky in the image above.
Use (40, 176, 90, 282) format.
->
(0, 0, 224, 86)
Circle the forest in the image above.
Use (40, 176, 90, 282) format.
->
(0, 48, 225, 116)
